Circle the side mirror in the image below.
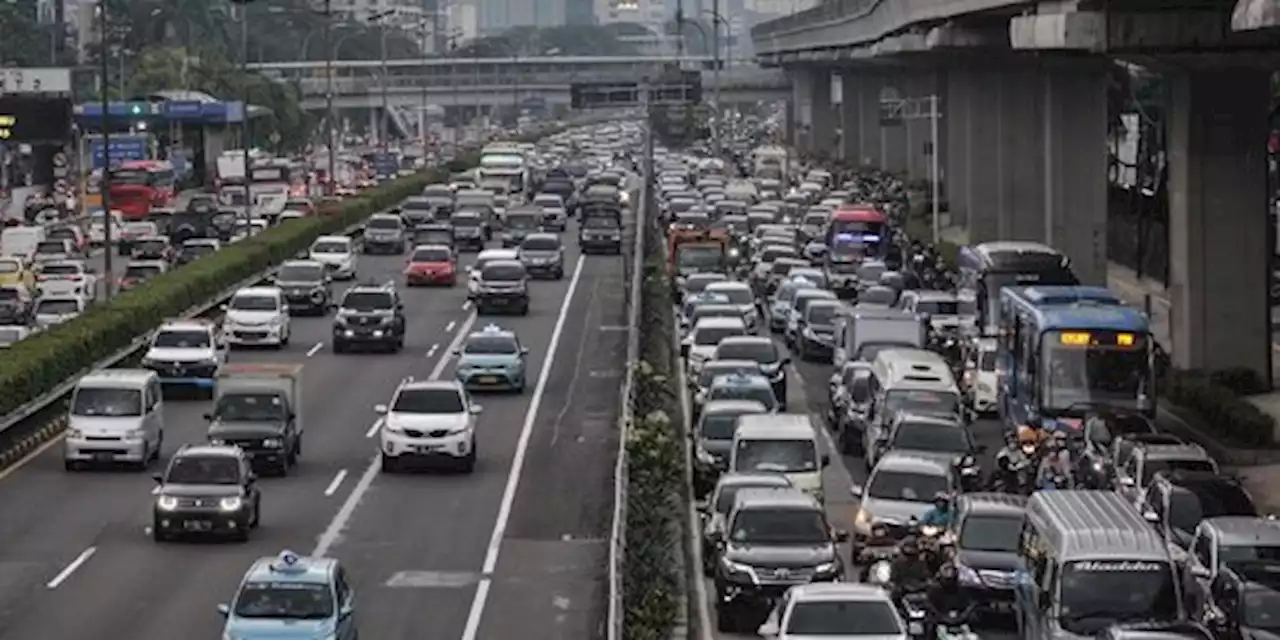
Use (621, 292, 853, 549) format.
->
(339, 604, 354, 620)
(324, 275, 333, 283)
(695, 499, 709, 513)
(1142, 510, 1160, 523)
(217, 603, 230, 617)
(521, 347, 529, 355)
(202, 412, 213, 421)
(152, 472, 164, 483)
(374, 404, 388, 415)
(1119, 476, 1136, 488)
(267, 276, 277, 284)
(471, 405, 483, 414)
(246, 472, 257, 483)
(780, 356, 791, 366)
(451, 349, 460, 356)
(220, 304, 228, 312)
(680, 344, 690, 358)
(849, 484, 864, 498)
(821, 454, 830, 468)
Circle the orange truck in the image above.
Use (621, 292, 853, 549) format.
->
(668, 227, 729, 278)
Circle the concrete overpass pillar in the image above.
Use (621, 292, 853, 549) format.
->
(853, 75, 884, 169)
(997, 63, 1046, 242)
(903, 73, 935, 183)
(944, 67, 972, 230)
(1167, 68, 1271, 377)
(810, 71, 836, 157)
(881, 77, 908, 174)
(963, 69, 1001, 242)
(840, 73, 860, 162)
(1042, 62, 1109, 285)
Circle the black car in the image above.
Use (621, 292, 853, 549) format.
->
(1076, 411, 1161, 489)
(950, 493, 1027, 619)
(332, 283, 406, 352)
(451, 210, 486, 251)
(1199, 561, 1280, 639)
(698, 472, 793, 575)
(151, 444, 261, 542)
(474, 260, 529, 315)
(712, 336, 788, 404)
(0, 285, 31, 324)
(206, 382, 302, 476)
(362, 213, 407, 254)
(273, 260, 332, 315)
(713, 488, 846, 633)
(518, 233, 565, 279)
(1140, 470, 1257, 557)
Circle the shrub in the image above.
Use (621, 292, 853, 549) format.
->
(1163, 370, 1275, 446)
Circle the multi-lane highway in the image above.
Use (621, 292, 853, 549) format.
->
(0, 220, 624, 639)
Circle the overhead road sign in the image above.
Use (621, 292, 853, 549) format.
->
(0, 96, 73, 143)
(0, 68, 72, 95)
(570, 70, 702, 109)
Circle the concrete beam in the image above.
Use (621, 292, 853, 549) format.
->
(925, 22, 1009, 49)
(1010, 12, 1106, 50)
(1013, 9, 1275, 52)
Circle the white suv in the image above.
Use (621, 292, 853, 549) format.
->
(35, 260, 97, 300)
(376, 380, 481, 473)
(223, 286, 291, 348)
(308, 235, 357, 280)
(141, 320, 226, 394)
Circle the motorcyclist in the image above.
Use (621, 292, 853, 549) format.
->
(994, 428, 1037, 491)
(1037, 430, 1074, 489)
(926, 563, 971, 621)
(890, 536, 933, 599)
(920, 492, 955, 528)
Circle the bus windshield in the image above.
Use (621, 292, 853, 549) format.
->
(1059, 560, 1179, 634)
(1041, 330, 1152, 412)
(110, 170, 155, 187)
(980, 269, 1077, 331)
(676, 244, 724, 269)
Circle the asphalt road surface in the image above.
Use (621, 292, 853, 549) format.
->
(0, 219, 624, 640)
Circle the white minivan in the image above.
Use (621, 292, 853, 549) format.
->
(64, 369, 165, 471)
(729, 414, 829, 502)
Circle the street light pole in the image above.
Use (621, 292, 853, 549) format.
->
(710, 0, 721, 157)
(240, 2, 251, 218)
(322, 0, 335, 195)
(379, 22, 389, 152)
(97, 0, 113, 300)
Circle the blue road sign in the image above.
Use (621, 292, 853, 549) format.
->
(89, 135, 148, 169)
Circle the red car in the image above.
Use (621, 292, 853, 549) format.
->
(404, 245, 456, 286)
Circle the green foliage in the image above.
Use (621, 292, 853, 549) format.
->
(623, 204, 686, 640)
(1162, 369, 1276, 447)
(0, 0, 51, 67)
(453, 25, 640, 57)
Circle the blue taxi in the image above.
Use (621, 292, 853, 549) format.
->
(454, 324, 528, 393)
(705, 372, 781, 413)
(219, 550, 357, 640)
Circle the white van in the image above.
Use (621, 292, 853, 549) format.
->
(64, 369, 165, 470)
(1, 226, 45, 261)
(729, 414, 829, 501)
(964, 337, 998, 415)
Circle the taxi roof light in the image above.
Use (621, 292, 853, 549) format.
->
(270, 550, 306, 573)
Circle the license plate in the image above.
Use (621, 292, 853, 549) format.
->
(477, 376, 499, 384)
(414, 445, 440, 454)
(989, 601, 1012, 612)
(93, 452, 114, 461)
(183, 520, 212, 531)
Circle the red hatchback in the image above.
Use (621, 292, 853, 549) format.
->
(404, 244, 456, 286)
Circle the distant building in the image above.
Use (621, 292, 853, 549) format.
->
(478, 0, 567, 34)
(595, 0, 666, 33)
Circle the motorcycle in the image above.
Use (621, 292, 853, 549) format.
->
(934, 602, 980, 640)
(902, 593, 979, 639)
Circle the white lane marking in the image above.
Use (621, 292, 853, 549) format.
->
(306, 342, 324, 357)
(365, 419, 383, 438)
(46, 547, 96, 589)
(446, 320, 456, 332)
(462, 299, 472, 310)
(312, 311, 478, 558)
(460, 257, 586, 640)
(324, 469, 349, 496)
(426, 343, 439, 359)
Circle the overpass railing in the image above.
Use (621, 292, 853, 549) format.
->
(287, 69, 789, 95)
(751, 0, 864, 38)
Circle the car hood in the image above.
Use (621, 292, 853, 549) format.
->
(386, 412, 469, 430)
(458, 354, 519, 368)
(225, 310, 281, 325)
(688, 345, 716, 360)
(277, 280, 324, 289)
(723, 542, 837, 567)
(147, 347, 215, 362)
(225, 617, 336, 639)
(860, 498, 933, 525)
(159, 483, 245, 498)
(208, 421, 286, 437)
(956, 548, 1019, 573)
(338, 311, 393, 322)
(309, 253, 350, 264)
(520, 251, 559, 260)
(69, 415, 144, 434)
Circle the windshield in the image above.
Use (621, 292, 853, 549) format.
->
(1140, 459, 1216, 486)
(884, 390, 960, 417)
(1220, 544, 1280, 564)
(229, 295, 279, 311)
(393, 388, 465, 413)
(412, 248, 451, 262)
(71, 387, 142, 417)
(311, 241, 348, 254)
(183, 243, 216, 256)
(214, 393, 287, 422)
(694, 325, 745, 346)
(730, 508, 829, 545)
(154, 329, 210, 348)
(677, 245, 724, 269)
(36, 241, 66, 253)
(959, 515, 1023, 552)
(733, 439, 817, 473)
(110, 170, 154, 186)
(165, 455, 241, 485)
(367, 217, 400, 229)
(522, 237, 559, 251)
(278, 264, 323, 281)
(698, 364, 761, 387)
(342, 292, 393, 311)
(981, 270, 1077, 330)
(482, 265, 525, 282)
(453, 214, 482, 227)
(709, 384, 777, 410)
(124, 265, 160, 279)
(1060, 561, 1179, 633)
(135, 239, 166, 250)
(583, 214, 619, 229)
(700, 412, 750, 441)
(464, 336, 518, 355)
(1243, 589, 1280, 630)
(507, 215, 538, 229)
(0, 327, 23, 344)
(0, 261, 16, 274)
(716, 341, 778, 364)
(708, 287, 752, 305)
(867, 470, 949, 502)
(979, 350, 997, 371)
(786, 601, 903, 636)
(892, 422, 970, 453)
(36, 298, 79, 314)
(233, 582, 334, 620)
(917, 300, 971, 316)
(40, 264, 79, 275)
(0, 288, 18, 300)
(1042, 330, 1152, 412)
(807, 304, 839, 325)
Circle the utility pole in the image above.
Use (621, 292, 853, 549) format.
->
(710, 0, 721, 156)
(323, 0, 335, 195)
(97, 0, 112, 299)
(379, 22, 389, 152)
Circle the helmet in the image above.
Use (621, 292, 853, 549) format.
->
(1016, 425, 1039, 445)
(932, 491, 951, 506)
(900, 536, 920, 555)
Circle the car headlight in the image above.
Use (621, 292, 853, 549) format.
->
(219, 497, 243, 512)
(814, 561, 839, 575)
(696, 447, 716, 465)
(262, 438, 283, 449)
(956, 563, 981, 586)
(67, 428, 83, 438)
(125, 429, 146, 440)
(803, 326, 817, 339)
(210, 439, 227, 446)
(157, 496, 178, 511)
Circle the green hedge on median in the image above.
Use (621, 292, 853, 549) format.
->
(0, 141, 533, 419)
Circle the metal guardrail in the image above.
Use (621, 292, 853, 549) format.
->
(290, 69, 789, 96)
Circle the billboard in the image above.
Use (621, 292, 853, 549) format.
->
(89, 135, 149, 169)
(0, 96, 72, 143)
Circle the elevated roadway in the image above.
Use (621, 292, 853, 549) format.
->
(0, 214, 625, 639)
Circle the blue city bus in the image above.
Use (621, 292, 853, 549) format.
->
(997, 286, 1155, 431)
(956, 241, 1078, 336)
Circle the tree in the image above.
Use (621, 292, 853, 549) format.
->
(0, 0, 51, 67)
(452, 25, 640, 57)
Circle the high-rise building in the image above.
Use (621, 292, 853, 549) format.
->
(595, 0, 666, 32)
(477, 0, 566, 35)
(565, 0, 595, 25)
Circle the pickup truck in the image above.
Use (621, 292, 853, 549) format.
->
(206, 363, 303, 476)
